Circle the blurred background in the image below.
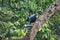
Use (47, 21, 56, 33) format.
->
(0, 0, 60, 40)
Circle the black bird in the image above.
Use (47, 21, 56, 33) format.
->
(26, 9, 39, 24)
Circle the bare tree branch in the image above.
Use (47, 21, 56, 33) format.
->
(22, 0, 60, 40)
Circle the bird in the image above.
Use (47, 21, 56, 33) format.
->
(25, 8, 40, 29)
(26, 9, 39, 24)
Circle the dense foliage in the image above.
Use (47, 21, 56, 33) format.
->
(0, 0, 60, 40)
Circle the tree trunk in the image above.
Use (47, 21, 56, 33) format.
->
(22, 0, 60, 40)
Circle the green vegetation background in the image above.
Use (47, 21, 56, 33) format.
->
(0, 0, 60, 40)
